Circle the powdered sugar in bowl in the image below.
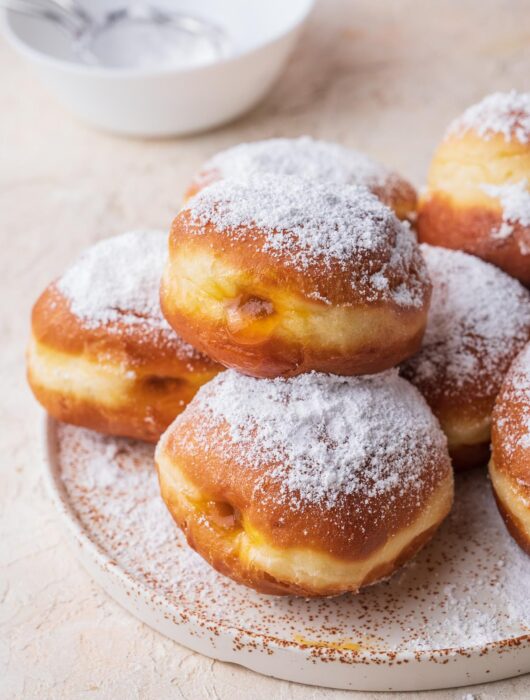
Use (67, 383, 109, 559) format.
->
(2, 0, 315, 136)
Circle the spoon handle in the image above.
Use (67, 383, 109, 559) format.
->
(1, 0, 86, 34)
(45, 0, 90, 25)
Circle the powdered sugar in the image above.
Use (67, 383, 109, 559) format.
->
(184, 175, 428, 308)
(55, 422, 530, 654)
(481, 180, 530, 253)
(196, 136, 399, 191)
(402, 245, 530, 396)
(522, 429, 530, 451)
(57, 230, 201, 360)
(175, 369, 448, 511)
(59, 230, 169, 328)
(59, 426, 181, 563)
(447, 90, 530, 143)
(496, 342, 530, 456)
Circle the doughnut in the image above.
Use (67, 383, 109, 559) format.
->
(489, 343, 530, 554)
(156, 369, 454, 596)
(161, 175, 431, 378)
(27, 231, 220, 442)
(417, 91, 530, 286)
(185, 136, 417, 222)
(401, 244, 530, 469)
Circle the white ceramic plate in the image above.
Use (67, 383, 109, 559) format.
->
(43, 417, 530, 692)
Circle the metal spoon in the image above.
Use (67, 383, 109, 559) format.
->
(2, 0, 230, 64)
(0, 0, 88, 36)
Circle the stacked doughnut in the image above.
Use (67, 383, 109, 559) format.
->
(184, 136, 418, 222)
(161, 174, 430, 377)
(157, 371, 453, 595)
(157, 139, 456, 596)
(27, 231, 220, 442)
(418, 91, 530, 286)
(401, 245, 530, 470)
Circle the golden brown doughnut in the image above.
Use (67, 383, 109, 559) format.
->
(489, 342, 530, 554)
(418, 91, 530, 286)
(27, 231, 220, 442)
(161, 175, 431, 378)
(185, 136, 417, 222)
(156, 370, 454, 596)
(401, 244, 530, 469)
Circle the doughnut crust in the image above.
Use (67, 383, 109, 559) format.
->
(490, 343, 530, 553)
(185, 136, 417, 221)
(156, 370, 454, 597)
(401, 245, 530, 469)
(417, 91, 530, 286)
(28, 232, 220, 442)
(162, 176, 431, 378)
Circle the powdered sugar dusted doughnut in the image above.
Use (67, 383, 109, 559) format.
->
(156, 369, 454, 596)
(185, 136, 417, 221)
(418, 91, 530, 285)
(162, 175, 431, 378)
(27, 231, 220, 442)
(490, 343, 530, 554)
(446, 91, 530, 143)
(401, 245, 530, 469)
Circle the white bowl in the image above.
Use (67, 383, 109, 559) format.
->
(3, 0, 314, 137)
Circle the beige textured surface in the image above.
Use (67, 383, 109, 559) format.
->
(1, 0, 530, 697)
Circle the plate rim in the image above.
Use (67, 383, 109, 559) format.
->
(41, 414, 530, 689)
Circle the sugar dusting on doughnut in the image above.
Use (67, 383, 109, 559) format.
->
(403, 245, 530, 397)
(480, 180, 530, 253)
(446, 90, 530, 143)
(58, 230, 169, 329)
(174, 369, 449, 511)
(57, 230, 201, 360)
(195, 136, 400, 190)
(184, 175, 426, 309)
(496, 344, 530, 457)
(490, 343, 530, 552)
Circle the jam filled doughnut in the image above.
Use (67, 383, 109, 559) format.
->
(156, 369, 453, 596)
(490, 343, 530, 554)
(28, 231, 220, 443)
(185, 136, 417, 222)
(401, 245, 530, 469)
(418, 91, 530, 286)
(161, 176, 431, 378)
